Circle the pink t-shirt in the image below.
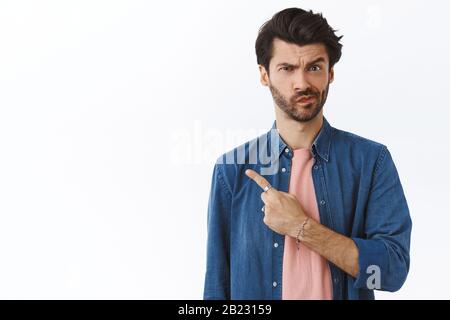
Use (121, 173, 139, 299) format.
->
(282, 148, 333, 300)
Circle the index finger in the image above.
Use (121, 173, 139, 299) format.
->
(245, 169, 274, 192)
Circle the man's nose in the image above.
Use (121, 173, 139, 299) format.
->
(292, 71, 311, 93)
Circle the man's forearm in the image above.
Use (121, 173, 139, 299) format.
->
(291, 218, 359, 278)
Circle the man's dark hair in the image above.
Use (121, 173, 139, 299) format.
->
(255, 7, 343, 75)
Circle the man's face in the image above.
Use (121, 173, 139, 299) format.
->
(259, 38, 334, 122)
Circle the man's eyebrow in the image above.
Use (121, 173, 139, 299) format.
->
(276, 57, 327, 68)
(307, 57, 326, 66)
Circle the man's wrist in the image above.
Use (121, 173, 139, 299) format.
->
(295, 216, 310, 249)
(289, 215, 311, 238)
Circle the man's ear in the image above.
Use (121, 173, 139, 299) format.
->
(258, 64, 269, 86)
(329, 67, 334, 84)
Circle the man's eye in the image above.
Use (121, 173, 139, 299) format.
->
(309, 65, 321, 71)
(280, 66, 292, 71)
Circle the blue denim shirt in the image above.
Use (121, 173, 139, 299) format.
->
(203, 116, 412, 300)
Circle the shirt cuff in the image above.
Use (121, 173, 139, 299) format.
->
(351, 237, 388, 289)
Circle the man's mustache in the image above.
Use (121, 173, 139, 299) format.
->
(293, 90, 318, 99)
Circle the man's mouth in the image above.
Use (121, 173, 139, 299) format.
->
(296, 96, 316, 103)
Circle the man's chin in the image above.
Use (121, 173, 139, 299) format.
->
(289, 107, 321, 122)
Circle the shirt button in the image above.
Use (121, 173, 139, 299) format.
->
(281, 167, 286, 173)
(274, 242, 279, 248)
(273, 281, 278, 287)
(313, 165, 318, 170)
(320, 200, 326, 206)
(334, 278, 339, 284)
(284, 148, 289, 153)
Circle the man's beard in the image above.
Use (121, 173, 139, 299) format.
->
(269, 81, 330, 123)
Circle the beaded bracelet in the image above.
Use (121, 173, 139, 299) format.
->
(296, 217, 310, 250)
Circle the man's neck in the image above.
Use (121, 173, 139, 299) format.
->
(274, 108, 324, 150)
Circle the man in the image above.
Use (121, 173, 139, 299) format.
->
(203, 7, 412, 300)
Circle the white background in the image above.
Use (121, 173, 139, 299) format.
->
(0, 0, 449, 299)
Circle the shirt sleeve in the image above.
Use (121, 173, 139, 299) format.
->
(203, 160, 232, 300)
(351, 146, 412, 292)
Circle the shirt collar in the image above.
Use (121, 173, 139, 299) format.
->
(268, 116, 333, 162)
